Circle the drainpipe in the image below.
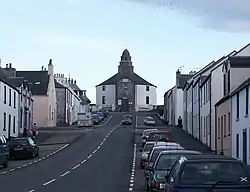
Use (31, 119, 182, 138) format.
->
(215, 105, 217, 155)
(191, 87, 194, 136)
(198, 85, 201, 141)
(209, 77, 212, 151)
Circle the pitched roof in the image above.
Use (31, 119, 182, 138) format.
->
(96, 72, 156, 87)
(55, 80, 65, 89)
(0, 68, 20, 92)
(16, 71, 49, 95)
(177, 74, 193, 89)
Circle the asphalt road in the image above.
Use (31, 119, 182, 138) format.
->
(0, 113, 135, 192)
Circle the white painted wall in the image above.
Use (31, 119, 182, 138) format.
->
(192, 84, 199, 139)
(231, 84, 250, 165)
(0, 81, 19, 138)
(135, 85, 157, 111)
(175, 88, 183, 125)
(187, 85, 193, 135)
(96, 85, 116, 108)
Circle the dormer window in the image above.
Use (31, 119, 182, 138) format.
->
(102, 86, 105, 91)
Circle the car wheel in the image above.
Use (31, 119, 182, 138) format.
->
(36, 150, 39, 157)
(2, 160, 8, 168)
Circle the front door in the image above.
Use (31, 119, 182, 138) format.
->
(243, 129, 247, 163)
(122, 98, 129, 112)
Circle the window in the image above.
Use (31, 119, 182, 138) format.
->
(102, 86, 105, 91)
(236, 92, 239, 120)
(223, 74, 226, 96)
(228, 112, 231, 135)
(13, 116, 15, 133)
(218, 118, 220, 138)
(224, 115, 226, 136)
(3, 85, 6, 104)
(146, 96, 149, 104)
(221, 116, 223, 138)
(146, 86, 149, 91)
(14, 92, 16, 108)
(102, 96, 106, 104)
(246, 87, 249, 116)
(8, 114, 11, 134)
(52, 112, 54, 120)
(9, 89, 11, 106)
(3, 112, 6, 131)
(236, 134, 239, 158)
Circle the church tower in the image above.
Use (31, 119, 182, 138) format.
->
(118, 49, 134, 75)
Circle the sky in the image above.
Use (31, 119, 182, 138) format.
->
(0, 0, 250, 104)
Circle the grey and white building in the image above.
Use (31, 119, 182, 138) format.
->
(96, 49, 157, 112)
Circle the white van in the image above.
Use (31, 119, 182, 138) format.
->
(77, 112, 93, 127)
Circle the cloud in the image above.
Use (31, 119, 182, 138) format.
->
(32, 31, 123, 51)
(127, 0, 250, 32)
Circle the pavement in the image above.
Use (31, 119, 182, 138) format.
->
(0, 112, 212, 192)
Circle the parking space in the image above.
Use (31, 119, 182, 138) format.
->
(132, 114, 213, 192)
(0, 144, 66, 173)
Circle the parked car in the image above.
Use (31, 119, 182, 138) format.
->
(92, 114, 101, 125)
(96, 112, 104, 121)
(144, 117, 156, 126)
(164, 155, 250, 191)
(0, 135, 9, 168)
(144, 145, 184, 175)
(145, 150, 201, 192)
(122, 115, 132, 125)
(140, 141, 169, 168)
(148, 131, 174, 142)
(9, 137, 39, 159)
(102, 111, 109, 118)
(141, 129, 158, 147)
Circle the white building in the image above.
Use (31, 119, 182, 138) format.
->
(55, 74, 91, 124)
(164, 70, 193, 126)
(231, 78, 250, 164)
(0, 77, 19, 139)
(96, 49, 157, 112)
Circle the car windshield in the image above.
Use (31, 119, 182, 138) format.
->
(143, 143, 155, 152)
(10, 139, 29, 146)
(147, 117, 154, 121)
(151, 149, 168, 162)
(144, 130, 155, 136)
(156, 153, 199, 170)
(149, 133, 171, 142)
(180, 162, 249, 185)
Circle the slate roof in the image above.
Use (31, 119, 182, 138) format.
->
(177, 74, 193, 89)
(0, 68, 19, 92)
(55, 80, 65, 89)
(96, 72, 156, 87)
(16, 71, 49, 95)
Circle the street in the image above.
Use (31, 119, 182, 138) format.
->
(0, 112, 210, 192)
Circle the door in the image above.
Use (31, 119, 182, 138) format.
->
(122, 98, 129, 112)
(243, 129, 247, 163)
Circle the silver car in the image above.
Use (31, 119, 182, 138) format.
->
(144, 117, 156, 126)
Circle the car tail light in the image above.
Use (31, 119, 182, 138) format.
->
(155, 182, 165, 189)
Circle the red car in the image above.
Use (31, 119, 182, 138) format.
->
(147, 131, 173, 142)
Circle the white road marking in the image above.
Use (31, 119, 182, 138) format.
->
(72, 164, 81, 170)
(43, 179, 56, 186)
(81, 159, 87, 164)
(9, 168, 15, 172)
(97, 146, 101, 149)
(128, 143, 137, 191)
(60, 171, 70, 177)
(87, 154, 92, 159)
(28, 189, 35, 192)
(93, 149, 97, 153)
(0, 171, 7, 174)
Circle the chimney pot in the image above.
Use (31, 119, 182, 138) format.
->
(49, 59, 52, 65)
(44, 68, 46, 71)
(9, 63, 12, 68)
(71, 79, 73, 84)
(74, 80, 76, 84)
(6, 64, 8, 68)
(42, 66, 44, 71)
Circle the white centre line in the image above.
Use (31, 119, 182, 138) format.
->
(128, 143, 137, 191)
(60, 171, 70, 177)
(28, 189, 35, 192)
(43, 179, 56, 186)
(72, 164, 81, 170)
(135, 116, 138, 128)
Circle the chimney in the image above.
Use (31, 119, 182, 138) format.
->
(74, 80, 76, 84)
(48, 59, 54, 75)
(176, 69, 181, 88)
(41, 66, 44, 71)
(6, 64, 8, 68)
(9, 63, 12, 68)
